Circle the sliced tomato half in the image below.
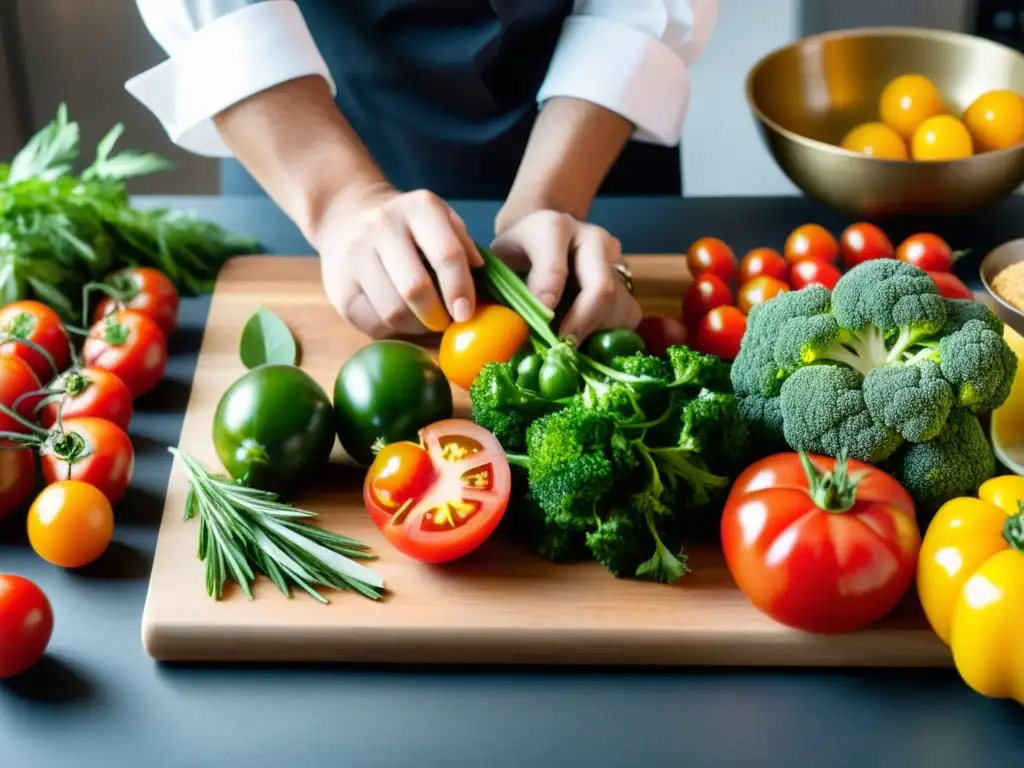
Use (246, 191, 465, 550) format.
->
(362, 419, 511, 563)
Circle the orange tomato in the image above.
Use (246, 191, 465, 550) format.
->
(737, 276, 789, 315)
(27, 480, 114, 569)
(840, 122, 908, 159)
(911, 115, 973, 161)
(784, 224, 839, 265)
(963, 89, 1024, 152)
(879, 74, 945, 140)
(686, 237, 737, 283)
(438, 303, 529, 390)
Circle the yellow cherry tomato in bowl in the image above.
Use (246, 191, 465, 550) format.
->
(963, 89, 1024, 152)
(911, 115, 974, 161)
(27, 480, 114, 569)
(840, 122, 908, 159)
(438, 303, 530, 390)
(879, 73, 945, 140)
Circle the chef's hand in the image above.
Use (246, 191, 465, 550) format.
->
(491, 210, 641, 342)
(314, 183, 482, 338)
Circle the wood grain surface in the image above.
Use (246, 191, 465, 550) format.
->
(141, 255, 950, 667)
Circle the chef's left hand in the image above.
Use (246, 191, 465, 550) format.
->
(491, 210, 641, 342)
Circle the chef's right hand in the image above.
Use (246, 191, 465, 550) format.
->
(314, 183, 483, 338)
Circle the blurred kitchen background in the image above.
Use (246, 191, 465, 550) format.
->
(0, 0, 1017, 197)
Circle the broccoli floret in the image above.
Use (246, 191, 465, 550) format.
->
(779, 365, 903, 463)
(665, 345, 733, 393)
(830, 258, 947, 339)
(941, 299, 1003, 336)
(731, 285, 833, 397)
(937, 319, 1018, 414)
(737, 394, 787, 452)
(862, 360, 953, 442)
(677, 389, 750, 470)
(887, 408, 996, 516)
(585, 513, 649, 577)
(469, 362, 564, 450)
(610, 352, 671, 382)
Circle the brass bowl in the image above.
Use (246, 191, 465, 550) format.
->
(746, 27, 1024, 218)
(980, 238, 1024, 336)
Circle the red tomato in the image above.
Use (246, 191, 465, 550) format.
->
(694, 305, 746, 360)
(82, 310, 168, 398)
(686, 237, 737, 283)
(0, 445, 35, 521)
(39, 367, 134, 432)
(439, 304, 529, 390)
(737, 276, 789, 315)
(93, 267, 180, 338)
(896, 233, 959, 272)
(784, 224, 839, 265)
(683, 273, 733, 326)
(0, 574, 53, 679)
(0, 355, 42, 435)
(635, 316, 688, 357)
(738, 247, 788, 285)
(928, 271, 973, 300)
(721, 453, 920, 634)
(789, 258, 842, 291)
(40, 417, 135, 505)
(28, 480, 115, 568)
(839, 222, 893, 269)
(0, 301, 71, 383)
(363, 419, 511, 563)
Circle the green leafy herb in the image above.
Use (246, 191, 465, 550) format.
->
(239, 308, 298, 368)
(0, 105, 259, 320)
(172, 448, 385, 603)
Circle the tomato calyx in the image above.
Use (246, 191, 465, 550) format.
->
(800, 452, 864, 513)
(99, 313, 131, 346)
(4, 311, 36, 340)
(1003, 500, 1024, 553)
(46, 429, 89, 463)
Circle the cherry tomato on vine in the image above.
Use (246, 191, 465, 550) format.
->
(363, 419, 511, 563)
(39, 417, 135, 505)
(784, 224, 839, 265)
(0, 446, 35, 521)
(896, 233, 960, 272)
(789, 258, 842, 291)
(438, 304, 529, 390)
(635, 316, 688, 357)
(82, 310, 168, 398)
(683, 273, 733, 326)
(928, 270, 973, 300)
(839, 222, 893, 269)
(93, 267, 180, 338)
(694, 305, 746, 360)
(0, 355, 42, 434)
(39, 367, 134, 432)
(28, 480, 115, 568)
(686, 237, 737, 284)
(737, 275, 789, 315)
(0, 574, 53, 679)
(721, 453, 920, 634)
(738, 247, 788, 285)
(0, 300, 70, 383)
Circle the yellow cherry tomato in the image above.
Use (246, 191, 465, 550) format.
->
(27, 480, 114, 569)
(438, 303, 529, 390)
(963, 89, 1024, 152)
(879, 74, 945, 140)
(839, 122, 909, 159)
(917, 478, 1024, 706)
(911, 115, 974, 161)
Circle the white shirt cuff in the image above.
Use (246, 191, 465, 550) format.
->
(124, 1, 334, 158)
(536, 15, 690, 147)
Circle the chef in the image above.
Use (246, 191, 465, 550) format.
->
(128, 0, 717, 341)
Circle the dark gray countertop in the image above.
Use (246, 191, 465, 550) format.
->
(2, 195, 1023, 768)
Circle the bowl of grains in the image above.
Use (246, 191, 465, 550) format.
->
(982, 239, 1024, 335)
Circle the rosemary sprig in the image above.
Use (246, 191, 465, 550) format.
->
(171, 448, 385, 604)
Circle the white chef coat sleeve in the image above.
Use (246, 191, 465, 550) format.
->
(125, 0, 334, 157)
(536, 0, 719, 146)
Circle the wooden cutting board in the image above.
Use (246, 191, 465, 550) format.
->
(141, 255, 950, 667)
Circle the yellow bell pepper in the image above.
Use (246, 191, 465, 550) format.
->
(917, 475, 1024, 705)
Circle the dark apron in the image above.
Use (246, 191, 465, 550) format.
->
(221, 0, 683, 199)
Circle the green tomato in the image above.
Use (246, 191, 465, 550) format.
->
(538, 353, 579, 400)
(584, 328, 646, 366)
(213, 364, 337, 493)
(333, 340, 453, 466)
(515, 353, 543, 391)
